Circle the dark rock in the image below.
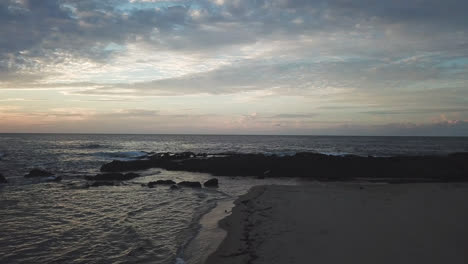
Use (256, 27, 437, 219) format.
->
(87, 181, 115, 187)
(170, 184, 180, 190)
(179, 152, 196, 159)
(178, 181, 202, 188)
(258, 170, 271, 179)
(0, 173, 7, 183)
(203, 178, 219, 187)
(99, 151, 468, 182)
(25, 169, 54, 178)
(148, 180, 176, 188)
(124, 172, 140, 179)
(86, 172, 141, 181)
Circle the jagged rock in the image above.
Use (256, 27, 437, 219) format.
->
(87, 181, 115, 187)
(124, 172, 140, 179)
(148, 180, 176, 188)
(178, 152, 196, 159)
(177, 181, 202, 188)
(203, 178, 219, 187)
(0, 173, 7, 183)
(258, 170, 271, 179)
(25, 169, 54, 178)
(86, 172, 141, 181)
(170, 184, 180, 190)
(99, 151, 468, 182)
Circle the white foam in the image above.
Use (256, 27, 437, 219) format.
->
(94, 151, 148, 160)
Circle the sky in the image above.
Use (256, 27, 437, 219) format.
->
(0, 0, 467, 135)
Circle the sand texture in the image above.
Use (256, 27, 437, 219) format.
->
(206, 183, 468, 264)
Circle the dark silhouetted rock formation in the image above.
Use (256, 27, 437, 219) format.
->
(100, 152, 468, 182)
(148, 180, 176, 187)
(204, 178, 219, 187)
(0, 173, 7, 183)
(87, 181, 116, 187)
(178, 181, 202, 188)
(24, 169, 54, 178)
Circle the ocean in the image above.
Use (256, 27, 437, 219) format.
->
(0, 134, 467, 263)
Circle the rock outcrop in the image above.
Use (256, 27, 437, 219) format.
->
(203, 178, 219, 187)
(178, 181, 202, 188)
(87, 181, 116, 187)
(100, 152, 468, 182)
(0, 173, 7, 183)
(24, 169, 54, 178)
(148, 180, 176, 188)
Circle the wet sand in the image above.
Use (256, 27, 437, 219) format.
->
(182, 199, 235, 264)
(206, 183, 468, 264)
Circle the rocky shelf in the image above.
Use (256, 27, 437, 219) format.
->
(100, 152, 468, 182)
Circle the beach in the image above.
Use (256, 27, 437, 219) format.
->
(206, 183, 468, 264)
(1, 134, 468, 263)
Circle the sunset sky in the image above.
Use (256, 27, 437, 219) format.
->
(1, 0, 467, 135)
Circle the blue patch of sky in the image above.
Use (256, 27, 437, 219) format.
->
(104, 42, 127, 52)
(116, 1, 192, 12)
(437, 57, 468, 68)
(93, 67, 167, 84)
(435, 57, 468, 75)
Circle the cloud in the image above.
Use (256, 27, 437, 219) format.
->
(329, 120, 468, 137)
(1, 0, 467, 82)
(100, 109, 159, 118)
(1, 0, 468, 135)
(362, 108, 468, 115)
(272, 113, 317, 119)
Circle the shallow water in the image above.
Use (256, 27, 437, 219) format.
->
(0, 169, 298, 264)
(0, 134, 467, 263)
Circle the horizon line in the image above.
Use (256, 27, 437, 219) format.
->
(0, 132, 466, 138)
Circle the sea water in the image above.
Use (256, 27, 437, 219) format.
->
(0, 134, 467, 263)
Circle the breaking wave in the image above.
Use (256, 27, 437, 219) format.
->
(93, 151, 149, 160)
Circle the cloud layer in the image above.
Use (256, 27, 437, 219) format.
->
(1, 0, 467, 134)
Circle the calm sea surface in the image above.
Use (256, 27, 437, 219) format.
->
(0, 134, 467, 263)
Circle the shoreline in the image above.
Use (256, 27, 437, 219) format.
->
(206, 183, 468, 264)
(180, 198, 235, 264)
(204, 185, 270, 264)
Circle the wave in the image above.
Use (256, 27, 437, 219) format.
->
(93, 151, 149, 160)
(78, 144, 107, 149)
(218, 151, 352, 157)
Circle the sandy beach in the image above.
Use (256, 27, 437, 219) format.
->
(206, 182, 468, 264)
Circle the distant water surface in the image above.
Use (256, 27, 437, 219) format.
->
(0, 134, 467, 263)
(1, 134, 467, 178)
